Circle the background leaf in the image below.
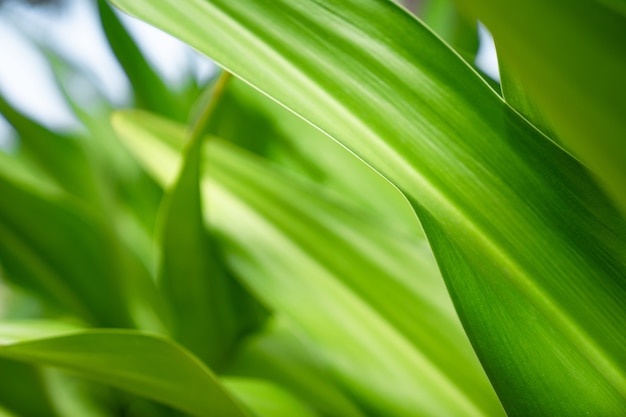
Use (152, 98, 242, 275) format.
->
(97, 0, 194, 122)
(113, 110, 504, 417)
(226, 319, 367, 417)
(223, 378, 319, 417)
(456, 0, 626, 213)
(0, 358, 59, 417)
(156, 74, 267, 366)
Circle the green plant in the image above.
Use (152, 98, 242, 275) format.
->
(0, 0, 625, 416)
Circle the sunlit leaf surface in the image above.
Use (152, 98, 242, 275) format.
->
(110, 1, 626, 415)
(113, 109, 504, 417)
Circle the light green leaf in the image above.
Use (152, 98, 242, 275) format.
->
(227, 319, 366, 417)
(0, 322, 117, 417)
(112, 110, 504, 417)
(208, 78, 423, 240)
(109, 1, 626, 415)
(223, 378, 319, 417)
(0, 329, 248, 417)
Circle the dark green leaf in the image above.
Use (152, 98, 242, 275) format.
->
(456, 0, 626, 213)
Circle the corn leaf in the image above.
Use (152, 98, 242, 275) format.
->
(226, 319, 367, 417)
(109, 1, 626, 415)
(496, 56, 557, 142)
(209, 79, 423, 239)
(419, 0, 479, 64)
(222, 378, 319, 417)
(0, 359, 59, 417)
(0, 174, 131, 326)
(97, 0, 190, 121)
(112, 110, 504, 417)
(0, 161, 166, 331)
(44, 54, 164, 278)
(156, 78, 266, 367)
(0, 329, 248, 417)
(456, 0, 626, 213)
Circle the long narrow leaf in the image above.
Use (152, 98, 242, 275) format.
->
(226, 319, 367, 417)
(112, 110, 504, 417)
(110, 1, 626, 415)
(0, 96, 100, 206)
(496, 56, 557, 142)
(223, 378, 319, 417)
(0, 175, 130, 326)
(97, 0, 183, 121)
(0, 329, 249, 417)
(456, 0, 626, 213)
(209, 79, 423, 239)
(157, 75, 266, 366)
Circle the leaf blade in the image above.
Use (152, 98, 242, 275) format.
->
(112, 110, 505, 417)
(0, 329, 249, 417)
(109, 1, 626, 415)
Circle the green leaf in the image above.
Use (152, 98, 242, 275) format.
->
(40, 369, 120, 417)
(157, 75, 266, 366)
(420, 0, 479, 63)
(496, 55, 557, 142)
(0, 175, 130, 326)
(97, 0, 187, 121)
(207, 141, 503, 417)
(112, 110, 504, 417)
(223, 378, 319, 417)
(0, 359, 59, 417)
(0, 166, 166, 331)
(44, 51, 164, 280)
(455, 0, 626, 214)
(0, 406, 18, 417)
(226, 319, 366, 417)
(109, 1, 626, 415)
(0, 96, 100, 206)
(0, 329, 249, 417)
(215, 79, 424, 240)
(594, 0, 626, 17)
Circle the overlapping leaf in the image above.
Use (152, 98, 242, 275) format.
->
(456, 0, 626, 213)
(110, 1, 626, 415)
(0, 149, 165, 331)
(113, 110, 504, 417)
(208, 78, 423, 239)
(156, 74, 266, 366)
(226, 319, 367, 417)
(0, 327, 248, 417)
